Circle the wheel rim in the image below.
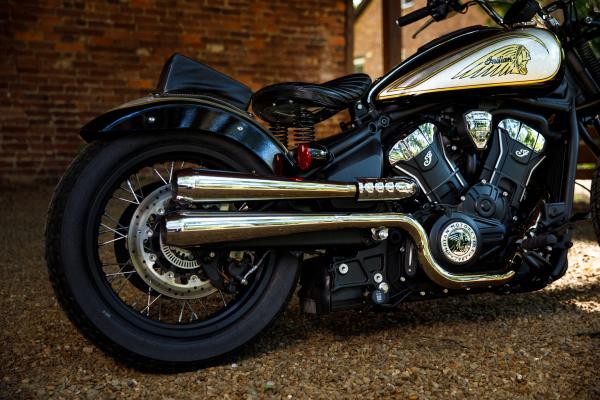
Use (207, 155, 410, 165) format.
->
(87, 150, 274, 333)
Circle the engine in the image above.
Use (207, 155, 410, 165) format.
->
(298, 111, 548, 314)
(388, 112, 546, 269)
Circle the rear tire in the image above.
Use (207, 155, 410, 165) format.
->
(45, 133, 299, 371)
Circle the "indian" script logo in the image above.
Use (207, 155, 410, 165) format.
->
(452, 45, 531, 80)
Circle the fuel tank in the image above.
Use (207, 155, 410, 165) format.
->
(369, 27, 563, 103)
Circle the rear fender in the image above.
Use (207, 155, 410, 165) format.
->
(80, 96, 293, 173)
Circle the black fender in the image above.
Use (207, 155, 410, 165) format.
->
(80, 96, 293, 173)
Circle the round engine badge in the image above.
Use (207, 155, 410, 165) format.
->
(440, 221, 478, 264)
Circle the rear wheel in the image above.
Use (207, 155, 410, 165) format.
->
(46, 133, 299, 370)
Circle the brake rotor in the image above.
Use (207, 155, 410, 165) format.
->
(127, 186, 216, 299)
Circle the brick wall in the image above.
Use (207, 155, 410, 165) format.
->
(400, 0, 488, 60)
(0, 0, 349, 182)
(353, 0, 487, 79)
(353, 0, 383, 78)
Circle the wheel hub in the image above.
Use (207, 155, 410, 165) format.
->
(128, 186, 216, 299)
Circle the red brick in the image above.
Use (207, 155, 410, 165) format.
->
(1, 0, 348, 183)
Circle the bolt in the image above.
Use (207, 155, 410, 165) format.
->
(372, 227, 389, 241)
(338, 263, 349, 275)
(374, 273, 383, 283)
(209, 252, 216, 258)
(357, 103, 363, 110)
(400, 276, 406, 282)
(460, 196, 466, 201)
(443, 288, 448, 293)
(420, 291, 426, 296)
(451, 145, 457, 151)
(148, 254, 157, 262)
(512, 216, 518, 221)
(545, 246, 553, 252)
(157, 208, 165, 215)
(503, 191, 509, 197)
(481, 179, 487, 184)
(147, 116, 156, 123)
(378, 282, 389, 293)
(146, 229, 154, 237)
(237, 125, 244, 131)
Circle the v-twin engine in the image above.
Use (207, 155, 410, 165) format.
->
(387, 112, 547, 268)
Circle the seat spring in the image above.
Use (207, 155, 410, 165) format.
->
(270, 124, 289, 148)
(292, 110, 316, 146)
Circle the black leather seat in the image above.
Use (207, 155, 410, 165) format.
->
(252, 74, 372, 125)
(157, 53, 253, 110)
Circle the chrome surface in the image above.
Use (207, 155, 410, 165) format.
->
(176, 170, 356, 202)
(356, 178, 418, 201)
(388, 123, 436, 164)
(338, 263, 349, 275)
(498, 118, 545, 152)
(440, 221, 478, 264)
(128, 186, 216, 299)
(163, 212, 516, 289)
(175, 170, 417, 203)
(371, 227, 389, 241)
(464, 111, 493, 149)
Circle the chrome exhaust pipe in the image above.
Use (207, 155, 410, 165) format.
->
(174, 169, 418, 203)
(163, 212, 515, 290)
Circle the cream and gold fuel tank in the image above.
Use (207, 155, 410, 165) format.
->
(369, 27, 563, 102)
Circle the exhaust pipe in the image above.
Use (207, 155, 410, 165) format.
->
(163, 212, 515, 290)
(174, 170, 418, 203)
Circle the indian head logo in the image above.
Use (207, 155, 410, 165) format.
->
(452, 45, 531, 79)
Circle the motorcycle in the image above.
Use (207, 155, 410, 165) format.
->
(46, 0, 600, 370)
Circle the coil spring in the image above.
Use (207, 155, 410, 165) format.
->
(270, 124, 289, 149)
(291, 110, 316, 147)
(269, 110, 316, 149)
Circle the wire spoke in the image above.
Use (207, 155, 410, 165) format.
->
(105, 270, 135, 277)
(95, 157, 252, 325)
(113, 195, 138, 205)
(106, 260, 133, 283)
(218, 290, 228, 307)
(178, 302, 186, 323)
(126, 179, 141, 204)
(186, 301, 199, 322)
(100, 223, 127, 238)
(135, 173, 145, 199)
(140, 288, 162, 316)
(100, 235, 127, 246)
(164, 161, 175, 184)
(153, 168, 168, 184)
(103, 213, 128, 230)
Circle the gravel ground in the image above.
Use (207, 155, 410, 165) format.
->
(0, 184, 599, 399)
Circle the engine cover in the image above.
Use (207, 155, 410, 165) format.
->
(429, 212, 506, 267)
(480, 118, 546, 207)
(388, 122, 467, 204)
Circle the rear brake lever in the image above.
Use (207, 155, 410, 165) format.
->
(412, 17, 435, 38)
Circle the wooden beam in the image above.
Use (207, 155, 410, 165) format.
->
(345, 0, 355, 74)
(382, 0, 402, 71)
